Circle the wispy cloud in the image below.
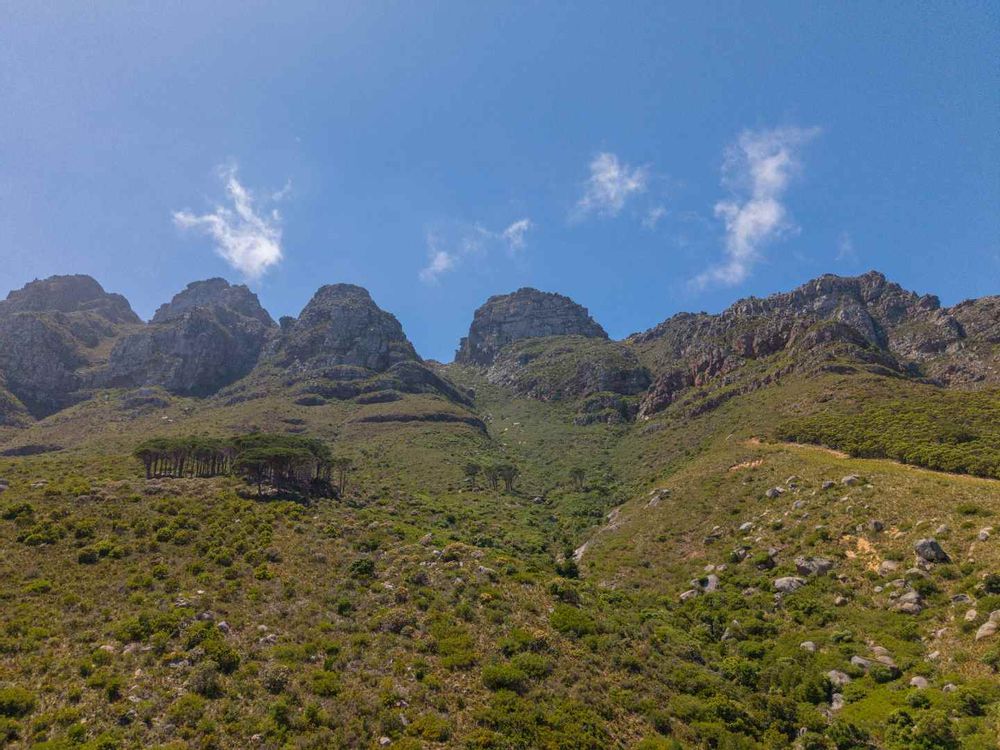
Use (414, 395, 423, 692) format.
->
(501, 218, 533, 253)
(693, 126, 819, 288)
(173, 165, 286, 280)
(573, 152, 647, 220)
(642, 205, 667, 229)
(419, 218, 533, 283)
(836, 231, 857, 263)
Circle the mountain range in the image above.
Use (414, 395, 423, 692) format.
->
(0, 270, 998, 749)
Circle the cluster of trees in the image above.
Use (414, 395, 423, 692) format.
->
(133, 434, 354, 497)
(777, 393, 1000, 480)
(463, 461, 520, 492)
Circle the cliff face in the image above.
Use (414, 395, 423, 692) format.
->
(455, 288, 607, 366)
(96, 279, 276, 396)
(0, 275, 140, 418)
(269, 284, 418, 373)
(0, 270, 995, 427)
(629, 271, 1000, 418)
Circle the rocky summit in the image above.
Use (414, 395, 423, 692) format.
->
(0, 270, 998, 750)
(97, 279, 276, 396)
(455, 287, 607, 366)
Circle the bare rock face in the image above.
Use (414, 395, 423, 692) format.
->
(271, 284, 418, 372)
(0, 275, 140, 417)
(455, 288, 607, 366)
(97, 279, 275, 396)
(245, 284, 471, 405)
(631, 271, 1000, 419)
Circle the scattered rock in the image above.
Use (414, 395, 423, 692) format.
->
(827, 670, 851, 687)
(914, 538, 951, 564)
(830, 693, 845, 711)
(895, 590, 923, 614)
(738, 521, 754, 533)
(765, 487, 784, 499)
(878, 560, 900, 577)
(821, 481, 835, 490)
(951, 594, 972, 605)
(800, 641, 817, 653)
(834, 595, 849, 606)
(773, 576, 807, 593)
(703, 574, 720, 592)
(794, 556, 834, 577)
(934, 524, 949, 536)
(964, 609, 978, 622)
(850, 656, 872, 670)
(909, 676, 929, 689)
(978, 527, 992, 542)
(942, 683, 957, 693)
(868, 519, 884, 533)
(975, 613, 1000, 641)
(679, 589, 700, 602)
(842, 475, 862, 486)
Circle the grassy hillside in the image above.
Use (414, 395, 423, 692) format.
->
(0, 368, 998, 749)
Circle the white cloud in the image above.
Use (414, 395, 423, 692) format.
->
(574, 152, 647, 220)
(836, 231, 857, 263)
(419, 218, 532, 283)
(501, 218, 533, 253)
(173, 165, 285, 280)
(418, 247, 457, 283)
(694, 126, 819, 288)
(642, 205, 667, 229)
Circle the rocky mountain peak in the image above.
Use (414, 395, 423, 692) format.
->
(0, 274, 138, 324)
(151, 278, 273, 326)
(272, 284, 418, 372)
(96, 279, 277, 397)
(455, 287, 607, 366)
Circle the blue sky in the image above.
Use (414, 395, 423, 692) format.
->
(2, 2, 997, 361)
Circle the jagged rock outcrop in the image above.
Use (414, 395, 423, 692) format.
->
(96, 279, 275, 396)
(270, 284, 418, 372)
(0, 275, 140, 417)
(455, 288, 607, 366)
(630, 271, 1000, 419)
(238, 284, 469, 407)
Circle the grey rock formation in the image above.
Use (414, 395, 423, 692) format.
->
(630, 271, 1000, 418)
(0, 275, 140, 417)
(271, 284, 417, 372)
(773, 576, 806, 593)
(794, 556, 834, 576)
(914, 538, 951, 564)
(455, 288, 607, 366)
(97, 279, 275, 396)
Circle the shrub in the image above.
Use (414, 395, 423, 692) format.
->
(167, 693, 206, 727)
(482, 664, 528, 693)
(308, 670, 341, 697)
(0, 687, 36, 718)
(550, 604, 596, 637)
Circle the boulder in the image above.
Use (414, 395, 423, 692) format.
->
(878, 560, 900, 577)
(827, 670, 851, 687)
(909, 676, 929, 689)
(894, 590, 923, 614)
(794, 556, 834, 577)
(773, 577, 807, 593)
(842, 475, 862, 486)
(914, 538, 951, 564)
